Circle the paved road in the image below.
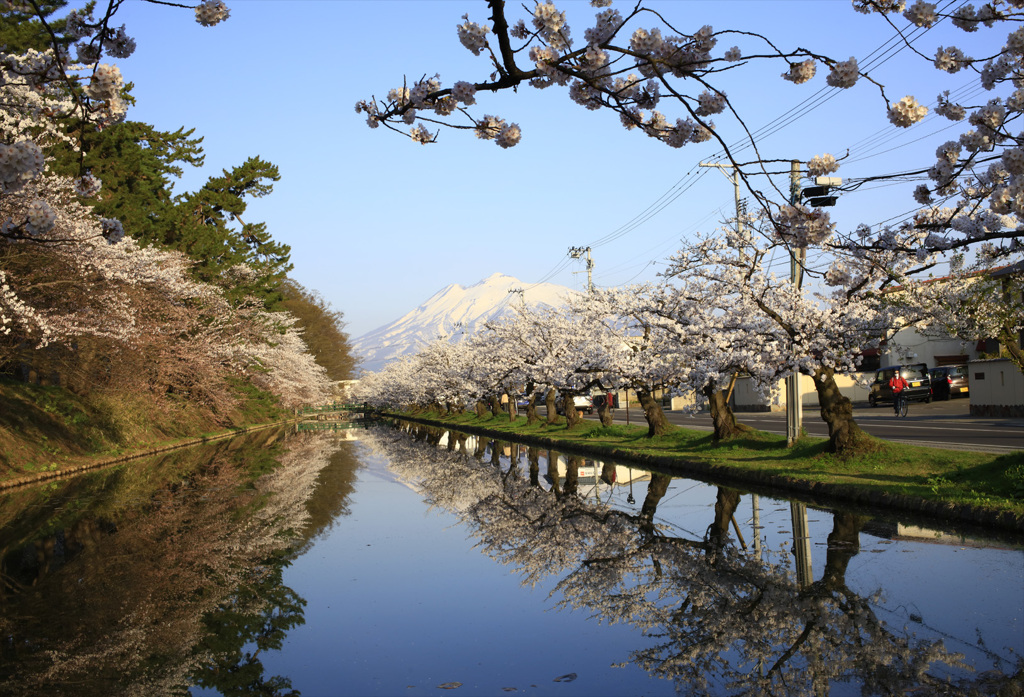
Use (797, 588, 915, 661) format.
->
(585, 398, 1023, 454)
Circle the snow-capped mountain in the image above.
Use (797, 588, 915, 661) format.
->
(352, 273, 576, 373)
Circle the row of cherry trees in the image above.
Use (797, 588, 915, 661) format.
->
(353, 241, 906, 456)
(355, 0, 1023, 454)
(1, 1, 337, 412)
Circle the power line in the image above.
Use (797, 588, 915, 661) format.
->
(526, 0, 976, 292)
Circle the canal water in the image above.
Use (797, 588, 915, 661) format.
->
(0, 421, 1021, 696)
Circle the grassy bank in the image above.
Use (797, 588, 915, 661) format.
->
(388, 408, 1024, 531)
(0, 378, 288, 484)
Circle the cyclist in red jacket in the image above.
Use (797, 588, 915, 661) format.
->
(889, 372, 909, 416)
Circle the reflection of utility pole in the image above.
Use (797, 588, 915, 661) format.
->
(786, 160, 805, 447)
(751, 494, 762, 560)
(790, 501, 813, 589)
(699, 161, 744, 237)
(568, 246, 594, 293)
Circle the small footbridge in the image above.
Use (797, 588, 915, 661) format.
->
(300, 402, 369, 416)
(297, 402, 372, 432)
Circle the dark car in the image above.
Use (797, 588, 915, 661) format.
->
(929, 365, 969, 400)
(869, 363, 932, 406)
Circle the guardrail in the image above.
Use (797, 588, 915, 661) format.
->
(300, 403, 366, 414)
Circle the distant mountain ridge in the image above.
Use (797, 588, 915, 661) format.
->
(352, 272, 576, 373)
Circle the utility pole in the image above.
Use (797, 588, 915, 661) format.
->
(568, 246, 594, 293)
(699, 161, 744, 236)
(786, 160, 805, 447)
(508, 287, 525, 305)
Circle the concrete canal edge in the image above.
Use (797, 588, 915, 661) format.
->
(0, 419, 298, 493)
(388, 413, 1024, 537)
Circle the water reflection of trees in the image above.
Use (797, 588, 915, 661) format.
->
(0, 428, 361, 696)
(369, 423, 1021, 696)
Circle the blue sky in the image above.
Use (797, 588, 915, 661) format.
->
(84, 0, 1002, 338)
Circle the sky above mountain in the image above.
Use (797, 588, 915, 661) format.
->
(73, 1, 1005, 338)
(352, 273, 575, 373)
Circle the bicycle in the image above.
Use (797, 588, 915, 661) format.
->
(893, 392, 908, 418)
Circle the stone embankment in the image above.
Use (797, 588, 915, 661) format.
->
(0, 420, 295, 492)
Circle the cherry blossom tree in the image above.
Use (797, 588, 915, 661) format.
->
(665, 220, 902, 454)
(581, 281, 790, 441)
(564, 284, 679, 436)
(361, 0, 1021, 255)
(3, 1, 343, 413)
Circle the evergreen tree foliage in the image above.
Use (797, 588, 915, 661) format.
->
(0, 1, 73, 53)
(50, 121, 205, 244)
(179, 156, 293, 306)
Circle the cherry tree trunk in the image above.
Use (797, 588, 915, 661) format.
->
(545, 388, 559, 426)
(811, 366, 871, 455)
(635, 386, 669, 437)
(525, 395, 540, 426)
(560, 389, 581, 429)
(487, 394, 502, 417)
(597, 398, 613, 427)
(475, 400, 488, 419)
(702, 385, 750, 441)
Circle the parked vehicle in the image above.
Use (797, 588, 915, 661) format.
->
(555, 394, 594, 415)
(515, 393, 531, 408)
(868, 364, 932, 406)
(592, 392, 619, 409)
(929, 365, 969, 400)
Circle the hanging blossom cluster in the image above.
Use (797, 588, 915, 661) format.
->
(782, 59, 816, 84)
(0, 141, 45, 193)
(933, 46, 970, 74)
(84, 63, 127, 125)
(774, 204, 836, 247)
(361, 0, 1020, 277)
(467, 114, 521, 148)
(807, 153, 839, 176)
(887, 95, 928, 127)
(826, 57, 859, 88)
(903, 0, 939, 27)
(457, 14, 490, 56)
(195, 0, 231, 27)
(73, 173, 102, 198)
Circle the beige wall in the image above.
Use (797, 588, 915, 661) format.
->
(885, 327, 981, 367)
(731, 373, 871, 410)
(967, 358, 1024, 409)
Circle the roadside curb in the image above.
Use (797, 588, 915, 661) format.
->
(388, 413, 1024, 536)
(0, 419, 297, 493)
